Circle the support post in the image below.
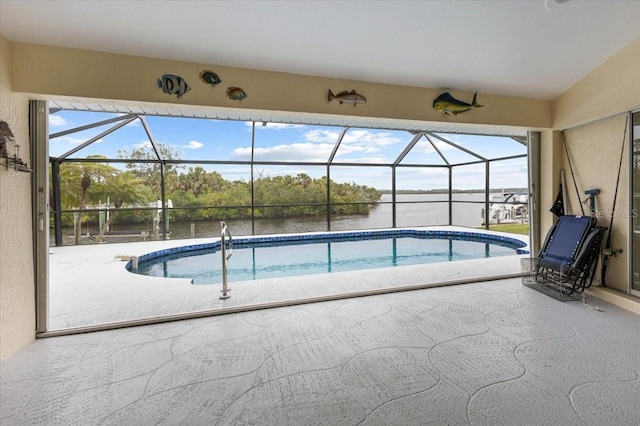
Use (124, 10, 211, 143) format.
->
(51, 161, 62, 246)
(448, 167, 453, 226)
(391, 166, 396, 228)
(485, 161, 490, 230)
(30, 100, 49, 334)
(528, 131, 541, 255)
(160, 162, 167, 240)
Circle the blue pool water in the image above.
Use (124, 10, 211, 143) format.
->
(132, 229, 528, 285)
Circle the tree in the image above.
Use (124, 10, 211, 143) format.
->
(57, 157, 115, 244)
(117, 143, 183, 193)
(94, 171, 152, 242)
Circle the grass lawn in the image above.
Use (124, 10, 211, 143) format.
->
(478, 223, 529, 235)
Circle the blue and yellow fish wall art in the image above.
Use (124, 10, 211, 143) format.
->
(227, 87, 247, 101)
(200, 70, 222, 86)
(433, 92, 483, 116)
(157, 74, 191, 98)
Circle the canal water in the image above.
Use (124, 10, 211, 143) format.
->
(55, 193, 515, 245)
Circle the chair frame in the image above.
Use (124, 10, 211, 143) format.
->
(533, 215, 606, 295)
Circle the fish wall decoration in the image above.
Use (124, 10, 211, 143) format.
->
(227, 87, 247, 101)
(328, 90, 366, 106)
(433, 92, 484, 115)
(157, 74, 191, 98)
(200, 70, 222, 86)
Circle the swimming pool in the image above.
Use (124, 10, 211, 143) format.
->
(131, 229, 528, 285)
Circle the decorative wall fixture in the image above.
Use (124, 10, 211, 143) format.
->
(328, 89, 366, 106)
(200, 70, 222, 86)
(433, 92, 483, 116)
(157, 74, 191, 98)
(227, 87, 247, 101)
(0, 120, 31, 172)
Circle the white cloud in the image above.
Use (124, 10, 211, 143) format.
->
(409, 143, 436, 154)
(181, 140, 203, 149)
(341, 130, 401, 147)
(49, 115, 68, 127)
(301, 129, 401, 158)
(52, 135, 102, 145)
(134, 141, 152, 149)
(427, 139, 456, 152)
(303, 129, 340, 143)
(396, 168, 449, 190)
(334, 144, 380, 156)
(231, 142, 334, 162)
(248, 122, 306, 130)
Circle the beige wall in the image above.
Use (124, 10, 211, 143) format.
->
(538, 130, 563, 247)
(10, 42, 551, 130)
(559, 116, 630, 291)
(553, 37, 640, 129)
(1, 34, 638, 361)
(547, 37, 640, 294)
(0, 34, 35, 361)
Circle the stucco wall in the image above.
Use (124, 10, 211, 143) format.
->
(560, 115, 630, 292)
(553, 37, 640, 129)
(0, 34, 35, 361)
(10, 42, 551, 130)
(1, 33, 638, 361)
(538, 130, 562, 250)
(548, 37, 640, 295)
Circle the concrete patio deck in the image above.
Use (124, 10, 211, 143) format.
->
(2, 278, 639, 425)
(47, 227, 530, 330)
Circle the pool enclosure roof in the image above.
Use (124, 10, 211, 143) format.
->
(48, 101, 527, 169)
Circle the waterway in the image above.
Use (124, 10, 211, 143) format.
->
(55, 192, 525, 245)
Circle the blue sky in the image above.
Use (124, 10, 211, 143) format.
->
(49, 110, 528, 190)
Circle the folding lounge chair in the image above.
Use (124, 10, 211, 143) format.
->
(528, 215, 605, 296)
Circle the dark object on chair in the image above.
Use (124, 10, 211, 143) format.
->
(522, 215, 605, 301)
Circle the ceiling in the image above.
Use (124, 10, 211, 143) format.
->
(2, 0, 640, 102)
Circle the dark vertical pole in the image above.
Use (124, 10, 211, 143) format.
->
(527, 131, 541, 255)
(160, 162, 167, 240)
(391, 166, 396, 228)
(485, 161, 490, 230)
(326, 165, 331, 231)
(326, 128, 348, 232)
(448, 166, 453, 226)
(52, 161, 62, 246)
(392, 237, 397, 265)
(251, 122, 255, 235)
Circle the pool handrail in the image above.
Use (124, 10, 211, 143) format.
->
(220, 221, 233, 299)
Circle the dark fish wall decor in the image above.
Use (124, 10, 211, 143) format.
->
(328, 89, 366, 106)
(157, 74, 191, 98)
(433, 92, 483, 115)
(200, 70, 222, 86)
(227, 87, 247, 101)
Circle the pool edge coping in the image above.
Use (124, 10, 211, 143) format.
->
(128, 227, 530, 272)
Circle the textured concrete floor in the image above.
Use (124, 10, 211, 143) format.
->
(2, 279, 639, 425)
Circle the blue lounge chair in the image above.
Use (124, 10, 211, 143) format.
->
(532, 215, 605, 295)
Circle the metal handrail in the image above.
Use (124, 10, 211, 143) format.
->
(220, 221, 233, 299)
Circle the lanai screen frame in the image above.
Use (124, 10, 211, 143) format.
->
(48, 109, 528, 246)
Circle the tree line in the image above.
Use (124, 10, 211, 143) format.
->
(55, 145, 381, 242)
